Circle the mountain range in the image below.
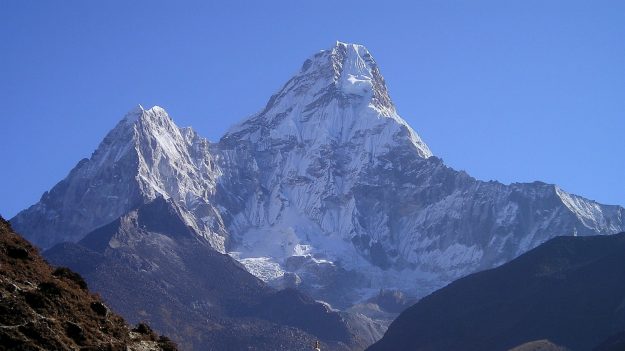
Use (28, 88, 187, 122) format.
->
(8, 41, 625, 348)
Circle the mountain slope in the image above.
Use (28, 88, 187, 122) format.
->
(10, 41, 625, 310)
(213, 41, 625, 304)
(367, 233, 625, 351)
(0, 216, 177, 351)
(44, 197, 373, 351)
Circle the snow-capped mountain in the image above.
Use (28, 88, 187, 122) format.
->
(215, 42, 625, 303)
(12, 106, 227, 251)
(12, 42, 625, 308)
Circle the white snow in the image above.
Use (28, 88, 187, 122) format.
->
(556, 186, 617, 232)
(237, 256, 285, 282)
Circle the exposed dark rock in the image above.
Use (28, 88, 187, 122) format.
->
(7, 244, 29, 259)
(65, 321, 86, 344)
(38, 281, 62, 296)
(90, 301, 108, 316)
(158, 336, 179, 351)
(133, 323, 156, 339)
(22, 290, 47, 310)
(53, 266, 88, 290)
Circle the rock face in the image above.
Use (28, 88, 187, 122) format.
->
(0, 216, 178, 351)
(44, 197, 374, 351)
(11, 41, 625, 307)
(11, 106, 226, 251)
(367, 233, 625, 351)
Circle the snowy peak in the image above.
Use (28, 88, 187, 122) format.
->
(119, 105, 174, 128)
(137, 105, 175, 126)
(121, 104, 144, 122)
(11, 105, 227, 250)
(555, 186, 625, 233)
(116, 105, 227, 250)
(90, 105, 181, 175)
(223, 41, 432, 159)
(134, 106, 191, 164)
(288, 41, 393, 112)
(334, 42, 377, 94)
(330, 41, 394, 112)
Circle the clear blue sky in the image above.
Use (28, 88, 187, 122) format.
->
(1, 0, 624, 218)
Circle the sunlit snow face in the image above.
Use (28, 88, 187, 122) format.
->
(342, 74, 373, 96)
(336, 43, 376, 97)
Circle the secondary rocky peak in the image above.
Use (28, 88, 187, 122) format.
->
(122, 103, 144, 120)
(11, 104, 227, 250)
(103, 105, 173, 147)
(86, 105, 181, 179)
(118, 105, 173, 128)
(137, 105, 172, 125)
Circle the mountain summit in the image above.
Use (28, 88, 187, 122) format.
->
(11, 42, 625, 312)
(222, 41, 432, 159)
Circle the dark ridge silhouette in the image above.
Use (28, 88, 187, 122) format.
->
(368, 233, 625, 351)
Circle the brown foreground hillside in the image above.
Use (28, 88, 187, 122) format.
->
(0, 216, 177, 351)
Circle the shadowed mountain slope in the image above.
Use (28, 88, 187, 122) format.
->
(367, 233, 625, 351)
(45, 197, 375, 351)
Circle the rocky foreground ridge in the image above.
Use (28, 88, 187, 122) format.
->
(0, 216, 177, 351)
